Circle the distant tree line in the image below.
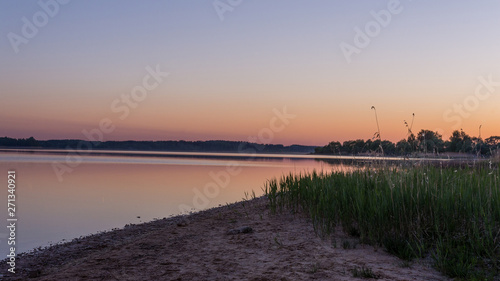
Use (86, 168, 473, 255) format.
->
(0, 137, 316, 154)
(0, 137, 40, 147)
(314, 129, 500, 157)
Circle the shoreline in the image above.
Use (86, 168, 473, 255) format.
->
(2, 147, 496, 161)
(0, 197, 449, 280)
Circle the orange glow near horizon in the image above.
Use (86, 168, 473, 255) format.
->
(2, 99, 499, 146)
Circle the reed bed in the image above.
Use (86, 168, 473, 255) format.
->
(265, 163, 500, 279)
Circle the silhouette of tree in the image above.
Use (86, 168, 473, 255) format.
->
(417, 130, 444, 154)
(446, 129, 472, 153)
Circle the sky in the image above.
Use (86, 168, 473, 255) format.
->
(1, 0, 500, 146)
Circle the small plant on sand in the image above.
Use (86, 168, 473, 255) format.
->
(342, 239, 357, 249)
(331, 237, 337, 248)
(351, 266, 379, 279)
(251, 189, 256, 199)
(273, 234, 284, 248)
(398, 260, 411, 268)
(243, 191, 256, 201)
(307, 262, 320, 274)
(382, 235, 421, 261)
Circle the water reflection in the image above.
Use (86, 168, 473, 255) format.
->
(0, 151, 348, 255)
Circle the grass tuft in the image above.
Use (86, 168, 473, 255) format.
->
(351, 266, 379, 279)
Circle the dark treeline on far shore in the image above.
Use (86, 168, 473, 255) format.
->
(315, 129, 500, 157)
(0, 137, 316, 154)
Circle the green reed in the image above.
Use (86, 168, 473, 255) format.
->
(265, 164, 500, 279)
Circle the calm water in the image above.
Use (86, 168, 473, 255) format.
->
(0, 150, 357, 256)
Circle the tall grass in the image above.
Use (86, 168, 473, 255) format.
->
(265, 164, 500, 279)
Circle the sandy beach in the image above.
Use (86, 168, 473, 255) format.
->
(1, 197, 449, 280)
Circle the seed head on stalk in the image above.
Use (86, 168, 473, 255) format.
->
(371, 106, 383, 154)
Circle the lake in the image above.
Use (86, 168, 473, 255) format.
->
(0, 149, 362, 256)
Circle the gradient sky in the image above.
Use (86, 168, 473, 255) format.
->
(1, 0, 500, 146)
